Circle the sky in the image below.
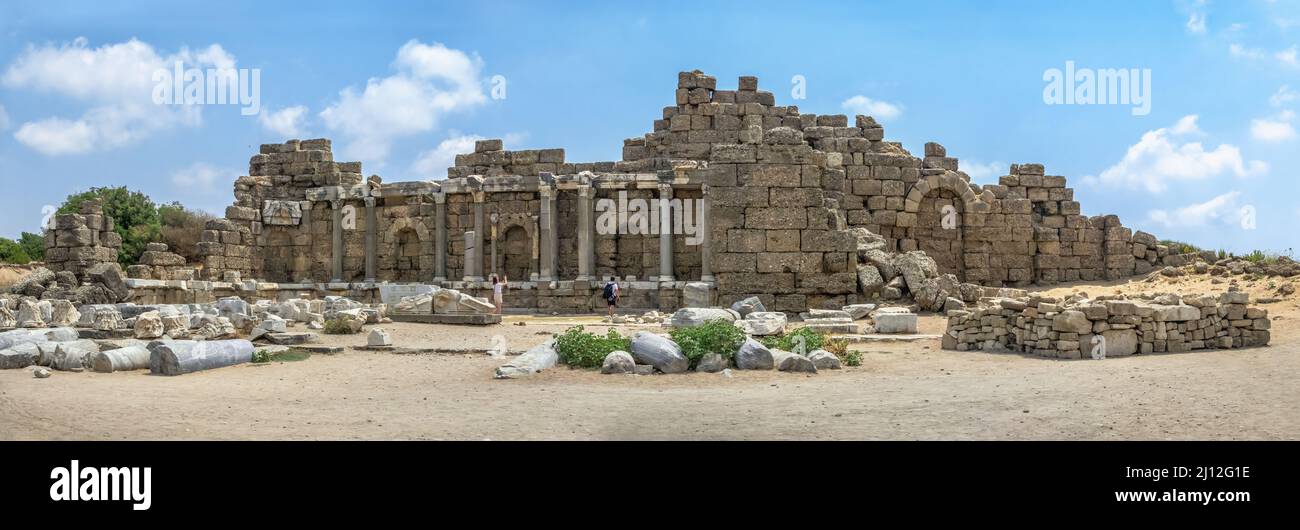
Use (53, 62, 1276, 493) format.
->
(0, 0, 1297, 254)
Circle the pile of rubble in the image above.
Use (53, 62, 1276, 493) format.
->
(125, 242, 195, 281)
(7, 264, 131, 305)
(943, 289, 1272, 359)
(662, 295, 919, 337)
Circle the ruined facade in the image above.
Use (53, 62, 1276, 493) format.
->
(188, 70, 1186, 312)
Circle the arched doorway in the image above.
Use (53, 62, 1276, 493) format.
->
(502, 225, 532, 280)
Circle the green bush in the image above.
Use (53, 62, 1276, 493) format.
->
(761, 326, 825, 354)
(670, 319, 747, 369)
(251, 350, 272, 363)
(0, 238, 32, 264)
(58, 187, 162, 266)
(252, 349, 311, 363)
(17, 232, 44, 262)
(821, 337, 861, 366)
(554, 325, 631, 368)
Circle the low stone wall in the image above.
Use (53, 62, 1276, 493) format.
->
(943, 291, 1271, 359)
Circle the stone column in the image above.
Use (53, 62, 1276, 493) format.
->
(470, 192, 485, 282)
(699, 185, 714, 282)
(576, 185, 595, 281)
(462, 231, 477, 282)
(363, 196, 377, 282)
(657, 184, 674, 282)
(489, 213, 499, 277)
(433, 192, 447, 282)
(330, 199, 344, 282)
(538, 186, 557, 281)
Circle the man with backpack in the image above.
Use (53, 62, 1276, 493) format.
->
(602, 277, 620, 317)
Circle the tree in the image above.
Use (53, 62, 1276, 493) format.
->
(18, 232, 44, 261)
(0, 237, 32, 264)
(158, 202, 216, 262)
(58, 187, 162, 266)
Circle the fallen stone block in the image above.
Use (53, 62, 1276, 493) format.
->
(730, 296, 766, 317)
(696, 352, 728, 373)
(630, 331, 688, 373)
(843, 304, 877, 320)
(148, 339, 255, 376)
(807, 349, 843, 370)
(874, 309, 918, 334)
(772, 349, 817, 373)
(494, 341, 558, 379)
(92, 345, 152, 373)
(734, 312, 787, 336)
(669, 307, 739, 328)
(734, 338, 774, 370)
(600, 350, 636, 374)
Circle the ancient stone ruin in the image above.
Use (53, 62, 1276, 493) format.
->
(175, 70, 1191, 314)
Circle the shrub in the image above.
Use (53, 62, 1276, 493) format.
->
(18, 232, 44, 262)
(1160, 240, 1200, 255)
(554, 325, 631, 368)
(158, 202, 216, 262)
(0, 238, 32, 264)
(761, 326, 825, 354)
(670, 319, 747, 369)
(251, 350, 272, 363)
(252, 348, 311, 363)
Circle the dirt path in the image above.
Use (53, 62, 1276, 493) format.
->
(3, 307, 1296, 440)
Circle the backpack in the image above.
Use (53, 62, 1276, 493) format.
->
(602, 282, 615, 301)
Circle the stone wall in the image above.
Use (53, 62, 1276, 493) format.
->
(943, 290, 1272, 358)
(43, 199, 122, 280)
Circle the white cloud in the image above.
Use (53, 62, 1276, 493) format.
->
(259, 105, 308, 138)
(1148, 191, 1245, 228)
(1086, 115, 1268, 193)
(0, 103, 8, 130)
(961, 160, 1006, 183)
(841, 95, 902, 121)
(1251, 110, 1297, 142)
(1271, 85, 1299, 107)
(320, 40, 487, 164)
(1229, 43, 1266, 60)
(1277, 46, 1299, 67)
(1186, 12, 1207, 34)
(412, 133, 485, 179)
(1, 37, 236, 155)
(169, 162, 230, 193)
(410, 131, 527, 179)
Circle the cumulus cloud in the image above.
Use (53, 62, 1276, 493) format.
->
(1251, 110, 1297, 142)
(1186, 12, 1207, 34)
(410, 131, 526, 179)
(320, 40, 487, 164)
(169, 162, 230, 193)
(411, 133, 485, 179)
(841, 95, 902, 121)
(961, 160, 1006, 183)
(1271, 85, 1299, 107)
(1229, 43, 1266, 60)
(1, 37, 237, 155)
(1148, 191, 1246, 228)
(1085, 115, 1267, 193)
(1277, 46, 1299, 68)
(259, 105, 308, 138)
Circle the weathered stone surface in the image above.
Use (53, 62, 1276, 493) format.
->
(806, 349, 842, 370)
(874, 308, 918, 334)
(843, 304, 876, 320)
(895, 251, 939, 292)
(772, 348, 817, 373)
(1052, 310, 1091, 334)
(856, 264, 884, 297)
(669, 307, 739, 328)
(734, 338, 774, 370)
(16, 299, 45, 328)
(367, 328, 392, 347)
(48, 300, 80, 327)
(134, 311, 165, 339)
(734, 312, 787, 336)
(682, 282, 711, 308)
(148, 339, 255, 376)
(696, 352, 728, 373)
(630, 332, 688, 373)
(600, 350, 636, 374)
(729, 296, 766, 317)
(494, 341, 558, 379)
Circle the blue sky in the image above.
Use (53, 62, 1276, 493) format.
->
(1, 0, 1297, 254)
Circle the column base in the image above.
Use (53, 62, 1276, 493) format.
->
(700, 275, 716, 283)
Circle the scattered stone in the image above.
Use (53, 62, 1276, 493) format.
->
(734, 338, 774, 370)
(494, 341, 558, 379)
(33, 367, 51, 378)
(600, 350, 636, 374)
(696, 352, 728, 373)
(148, 339, 256, 376)
(729, 297, 766, 317)
(668, 307, 739, 328)
(771, 349, 817, 373)
(629, 332, 688, 373)
(842, 304, 877, 320)
(134, 311, 165, 339)
(367, 328, 393, 347)
(874, 308, 918, 334)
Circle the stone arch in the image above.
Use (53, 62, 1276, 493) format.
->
(902, 172, 987, 282)
(494, 213, 536, 280)
(382, 217, 433, 282)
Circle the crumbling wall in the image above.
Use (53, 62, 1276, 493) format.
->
(43, 199, 122, 280)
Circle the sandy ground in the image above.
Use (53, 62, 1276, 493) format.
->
(1, 273, 1297, 440)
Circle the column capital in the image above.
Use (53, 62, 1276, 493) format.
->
(538, 185, 556, 199)
(577, 184, 593, 198)
(432, 192, 447, 204)
(700, 183, 710, 195)
(363, 196, 376, 208)
(472, 191, 486, 203)
(329, 199, 343, 210)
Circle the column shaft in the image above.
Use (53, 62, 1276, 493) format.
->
(364, 197, 377, 282)
(658, 185, 674, 282)
(330, 200, 344, 282)
(434, 193, 447, 282)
